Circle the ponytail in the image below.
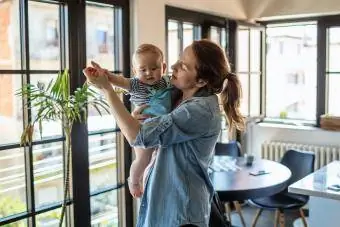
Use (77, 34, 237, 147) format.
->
(220, 72, 245, 132)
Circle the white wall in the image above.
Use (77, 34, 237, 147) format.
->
(245, 0, 340, 21)
(166, 0, 247, 20)
(247, 123, 340, 157)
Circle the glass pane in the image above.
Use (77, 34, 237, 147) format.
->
(250, 30, 261, 72)
(0, 0, 21, 70)
(4, 220, 28, 227)
(237, 30, 249, 72)
(29, 1, 61, 70)
(0, 148, 27, 218)
(0, 73, 23, 145)
(193, 25, 202, 41)
(168, 20, 179, 70)
(183, 23, 193, 50)
(86, 4, 115, 70)
(250, 73, 260, 116)
(91, 191, 119, 227)
(30, 74, 63, 139)
(328, 73, 340, 115)
(88, 86, 116, 132)
(209, 26, 220, 45)
(239, 73, 249, 115)
(266, 24, 317, 120)
(36, 208, 63, 227)
(33, 142, 64, 208)
(221, 28, 227, 51)
(89, 133, 117, 192)
(328, 27, 340, 72)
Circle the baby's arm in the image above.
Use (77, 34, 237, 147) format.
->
(106, 71, 131, 91)
(91, 61, 131, 91)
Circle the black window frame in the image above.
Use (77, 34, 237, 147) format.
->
(0, 0, 132, 226)
(259, 14, 340, 127)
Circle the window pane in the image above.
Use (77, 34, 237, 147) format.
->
(237, 30, 249, 72)
(168, 20, 179, 69)
(250, 73, 260, 116)
(250, 30, 261, 72)
(183, 23, 193, 50)
(221, 28, 227, 51)
(239, 73, 249, 115)
(0, 73, 23, 145)
(89, 133, 117, 192)
(328, 27, 340, 72)
(86, 3, 115, 70)
(33, 142, 64, 208)
(0, 148, 27, 218)
(0, 0, 21, 70)
(30, 74, 63, 139)
(36, 208, 62, 226)
(29, 1, 61, 70)
(328, 73, 340, 115)
(209, 26, 220, 45)
(88, 86, 116, 132)
(266, 24, 317, 120)
(91, 191, 119, 227)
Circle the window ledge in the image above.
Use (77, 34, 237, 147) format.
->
(257, 122, 320, 131)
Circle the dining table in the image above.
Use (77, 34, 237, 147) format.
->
(209, 156, 292, 201)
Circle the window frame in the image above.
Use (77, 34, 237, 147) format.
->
(259, 15, 340, 126)
(0, 0, 132, 226)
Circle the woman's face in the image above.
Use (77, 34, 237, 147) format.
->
(170, 45, 201, 91)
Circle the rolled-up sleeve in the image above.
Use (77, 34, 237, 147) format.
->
(131, 100, 215, 148)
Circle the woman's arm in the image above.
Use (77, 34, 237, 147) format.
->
(83, 66, 141, 144)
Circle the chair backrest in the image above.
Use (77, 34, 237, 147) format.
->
(280, 149, 315, 186)
(214, 141, 241, 157)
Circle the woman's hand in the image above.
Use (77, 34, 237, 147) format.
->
(131, 104, 151, 122)
(83, 62, 111, 91)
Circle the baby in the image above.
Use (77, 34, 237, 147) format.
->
(89, 44, 171, 197)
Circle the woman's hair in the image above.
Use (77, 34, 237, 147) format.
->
(132, 43, 164, 66)
(191, 39, 245, 131)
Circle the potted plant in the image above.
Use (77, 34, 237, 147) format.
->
(16, 69, 110, 227)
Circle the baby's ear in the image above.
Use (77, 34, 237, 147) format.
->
(162, 62, 167, 74)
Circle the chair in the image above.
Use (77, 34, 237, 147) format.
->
(214, 141, 246, 227)
(249, 149, 315, 227)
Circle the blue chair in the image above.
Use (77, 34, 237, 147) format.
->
(214, 141, 246, 227)
(249, 149, 315, 227)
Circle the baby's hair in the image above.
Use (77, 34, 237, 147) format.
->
(132, 44, 164, 66)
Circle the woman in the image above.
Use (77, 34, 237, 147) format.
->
(83, 40, 244, 227)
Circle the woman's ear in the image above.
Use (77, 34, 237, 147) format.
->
(196, 79, 207, 88)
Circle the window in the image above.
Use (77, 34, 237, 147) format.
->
(326, 27, 340, 116)
(166, 19, 201, 71)
(0, 0, 129, 226)
(237, 27, 262, 117)
(265, 22, 317, 121)
(166, 6, 233, 142)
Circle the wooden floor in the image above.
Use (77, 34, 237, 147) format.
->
(229, 204, 304, 227)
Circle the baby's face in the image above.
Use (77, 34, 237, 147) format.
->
(133, 52, 165, 85)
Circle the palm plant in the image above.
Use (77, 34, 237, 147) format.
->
(16, 69, 110, 227)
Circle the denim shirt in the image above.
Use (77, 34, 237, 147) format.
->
(131, 91, 221, 227)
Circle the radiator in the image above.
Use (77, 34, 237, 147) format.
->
(261, 141, 340, 170)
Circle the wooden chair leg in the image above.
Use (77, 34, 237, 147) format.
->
(279, 210, 285, 227)
(233, 201, 246, 227)
(251, 208, 263, 227)
(224, 202, 232, 223)
(274, 209, 279, 227)
(299, 208, 308, 227)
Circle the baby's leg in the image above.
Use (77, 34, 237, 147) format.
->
(129, 147, 153, 198)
